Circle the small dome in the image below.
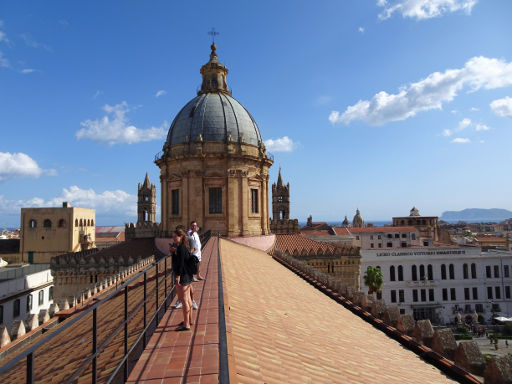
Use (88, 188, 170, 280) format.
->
(165, 93, 262, 148)
(352, 209, 364, 228)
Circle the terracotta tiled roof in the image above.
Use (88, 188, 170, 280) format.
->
(331, 227, 351, 236)
(219, 239, 459, 384)
(300, 229, 333, 237)
(274, 233, 337, 255)
(476, 236, 507, 242)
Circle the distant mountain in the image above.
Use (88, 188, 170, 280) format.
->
(441, 208, 512, 222)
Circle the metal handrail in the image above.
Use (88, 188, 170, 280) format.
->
(0, 254, 173, 384)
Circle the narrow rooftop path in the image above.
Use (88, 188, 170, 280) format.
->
(127, 237, 220, 384)
(219, 238, 459, 384)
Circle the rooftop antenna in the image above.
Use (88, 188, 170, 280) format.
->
(208, 27, 219, 44)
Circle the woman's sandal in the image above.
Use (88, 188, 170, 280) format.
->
(178, 321, 194, 327)
(176, 324, 191, 332)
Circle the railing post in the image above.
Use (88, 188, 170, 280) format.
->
(26, 352, 33, 384)
(124, 286, 128, 382)
(143, 271, 147, 349)
(164, 257, 168, 310)
(92, 307, 97, 384)
(155, 263, 159, 326)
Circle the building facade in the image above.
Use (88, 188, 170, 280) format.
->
(20, 202, 95, 264)
(360, 246, 512, 324)
(155, 44, 273, 237)
(0, 264, 53, 331)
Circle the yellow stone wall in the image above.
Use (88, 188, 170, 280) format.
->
(20, 206, 96, 263)
(157, 141, 272, 237)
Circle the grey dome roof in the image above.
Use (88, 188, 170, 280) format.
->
(166, 93, 263, 147)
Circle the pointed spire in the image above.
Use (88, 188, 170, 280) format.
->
(277, 167, 283, 187)
(143, 172, 151, 188)
(198, 43, 231, 96)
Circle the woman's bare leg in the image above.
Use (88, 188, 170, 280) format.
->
(182, 285, 191, 328)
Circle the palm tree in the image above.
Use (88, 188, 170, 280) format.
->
(363, 266, 384, 298)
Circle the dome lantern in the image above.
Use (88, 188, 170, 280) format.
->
(198, 43, 231, 96)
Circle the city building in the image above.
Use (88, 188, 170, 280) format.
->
(95, 226, 125, 250)
(347, 226, 421, 249)
(20, 202, 96, 264)
(0, 264, 53, 331)
(270, 168, 299, 234)
(392, 207, 450, 243)
(360, 245, 512, 324)
(154, 43, 273, 237)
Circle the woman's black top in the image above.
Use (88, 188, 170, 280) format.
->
(174, 243, 193, 286)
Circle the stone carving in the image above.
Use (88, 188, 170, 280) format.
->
(454, 341, 485, 376)
(413, 319, 435, 347)
(431, 329, 457, 361)
(397, 314, 415, 336)
(383, 306, 400, 327)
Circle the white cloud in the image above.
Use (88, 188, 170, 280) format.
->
(76, 101, 167, 145)
(458, 118, 471, 130)
(155, 90, 167, 98)
(330, 56, 512, 126)
(442, 129, 452, 137)
(475, 123, 490, 131)
(378, 0, 477, 20)
(470, 107, 479, 111)
(92, 90, 103, 99)
(0, 20, 10, 45)
(0, 186, 136, 218)
(264, 136, 296, 152)
(358, 27, 365, 33)
(0, 50, 8, 67)
(20, 33, 52, 52)
(20, 68, 36, 74)
(490, 96, 512, 118)
(0, 152, 56, 181)
(451, 137, 470, 144)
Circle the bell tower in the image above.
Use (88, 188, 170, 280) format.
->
(137, 173, 156, 223)
(270, 169, 298, 234)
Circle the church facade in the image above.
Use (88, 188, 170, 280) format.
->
(155, 44, 273, 237)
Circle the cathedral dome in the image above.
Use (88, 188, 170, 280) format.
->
(165, 43, 263, 149)
(165, 93, 262, 147)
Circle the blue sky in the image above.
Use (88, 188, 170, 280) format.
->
(1, 0, 512, 227)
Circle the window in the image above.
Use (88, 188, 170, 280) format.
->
(494, 265, 499, 278)
(423, 241, 429, 246)
(387, 234, 392, 239)
(464, 287, 470, 300)
(442, 288, 448, 301)
(13, 299, 20, 317)
(0, 305, 3, 324)
(400, 308, 405, 314)
(29, 219, 37, 228)
(399, 290, 404, 303)
(427, 265, 433, 280)
(27, 294, 33, 312)
(401, 233, 407, 238)
(390, 266, 396, 281)
(58, 219, 66, 228)
(391, 290, 397, 303)
(250, 189, 259, 214)
(495, 286, 501, 299)
(49, 286, 54, 301)
(471, 263, 477, 279)
(486, 266, 491, 278)
(356, 236, 360, 240)
(377, 235, 381, 240)
(472, 287, 478, 300)
(441, 264, 447, 280)
(370, 243, 374, 248)
(75, 219, 78, 227)
(463, 264, 469, 279)
(429, 289, 434, 301)
(450, 288, 456, 301)
(420, 289, 426, 302)
(487, 286, 493, 299)
(398, 265, 403, 281)
(39, 290, 44, 305)
(449, 264, 455, 280)
(209, 187, 222, 214)
(505, 265, 510, 278)
(277, 196, 283, 203)
(171, 189, 180, 215)
(412, 289, 418, 302)
(419, 265, 425, 280)
(411, 233, 416, 240)
(506, 286, 511, 299)
(394, 234, 400, 239)
(43, 219, 52, 228)
(412, 265, 418, 281)
(476, 304, 484, 313)
(370, 235, 374, 240)
(401, 242, 407, 248)
(386, 242, 392, 248)
(378, 243, 382, 248)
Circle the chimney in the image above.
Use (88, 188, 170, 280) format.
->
(62, 202, 70, 208)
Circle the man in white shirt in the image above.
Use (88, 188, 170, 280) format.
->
(187, 221, 204, 281)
